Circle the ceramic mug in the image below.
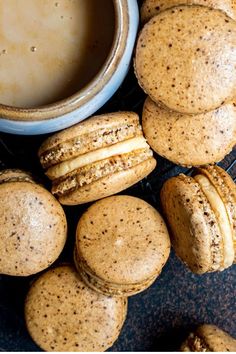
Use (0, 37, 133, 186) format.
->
(0, 0, 139, 135)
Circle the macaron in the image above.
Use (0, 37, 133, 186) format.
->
(25, 265, 127, 352)
(39, 112, 156, 205)
(181, 324, 236, 351)
(161, 165, 236, 274)
(0, 169, 67, 276)
(141, 0, 236, 23)
(142, 97, 236, 167)
(134, 5, 236, 114)
(74, 195, 171, 296)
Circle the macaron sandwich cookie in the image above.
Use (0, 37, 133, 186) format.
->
(181, 324, 236, 352)
(135, 5, 236, 114)
(25, 265, 127, 352)
(0, 169, 67, 276)
(142, 97, 236, 167)
(39, 112, 156, 205)
(161, 165, 236, 274)
(141, 0, 236, 23)
(74, 195, 171, 296)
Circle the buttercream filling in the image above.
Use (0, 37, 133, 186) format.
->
(52, 148, 152, 196)
(194, 174, 234, 269)
(40, 123, 142, 168)
(46, 136, 150, 180)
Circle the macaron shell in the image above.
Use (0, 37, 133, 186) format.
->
(0, 182, 67, 276)
(141, 0, 236, 23)
(196, 324, 236, 351)
(74, 248, 158, 297)
(39, 112, 140, 158)
(142, 97, 236, 167)
(135, 5, 236, 114)
(0, 169, 35, 184)
(76, 195, 170, 285)
(196, 165, 236, 261)
(161, 174, 224, 273)
(25, 265, 127, 352)
(58, 157, 156, 205)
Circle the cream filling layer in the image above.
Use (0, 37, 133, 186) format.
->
(194, 174, 234, 269)
(46, 136, 149, 180)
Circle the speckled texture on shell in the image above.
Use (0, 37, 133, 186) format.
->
(76, 195, 170, 294)
(39, 112, 142, 168)
(0, 176, 67, 276)
(196, 165, 236, 261)
(161, 174, 224, 273)
(141, 0, 236, 23)
(59, 158, 156, 205)
(25, 265, 127, 352)
(142, 97, 236, 167)
(74, 247, 158, 297)
(181, 324, 236, 351)
(135, 5, 236, 114)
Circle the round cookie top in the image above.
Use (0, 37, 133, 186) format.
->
(135, 5, 236, 114)
(141, 0, 236, 23)
(142, 97, 236, 167)
(25, 265, 127, 352)
(0, 176, 67, 276)
(76, 195, 170, 284)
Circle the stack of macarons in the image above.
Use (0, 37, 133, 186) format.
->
(135, 1, 236, 167)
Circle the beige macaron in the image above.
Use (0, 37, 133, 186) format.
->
(25, 265, 127, 352)
(141, 0, 236, 23)
(38, 112, 156, 205)
(74, 195, 171, 297)
(135, 5, 236, 114)
(161, 165, 236, 274)
(142, 97, 236, 167)
(181, 324, 236, 351)
(0, 169, 67, 276)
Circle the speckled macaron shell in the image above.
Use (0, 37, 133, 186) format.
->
(25, 265, 127, 352)
(196, 165, 236, 261)
(160, 174, 224, 274)
(196, 324, 236, 352)
(74, 247, 158, 297)
(38, 112, 142, 167)
(59, 158, 156, 205)
(181, 324, 236, 351)
(142, 97, 236, 167)
(0, 169, 35, 184)
(135, 5, 236, 114)
(76, 195, 170, 295)
(0, 173, 67, 276)
(141, 0, 236, 23)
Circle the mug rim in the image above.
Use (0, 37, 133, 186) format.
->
(0, 0, 129, 122)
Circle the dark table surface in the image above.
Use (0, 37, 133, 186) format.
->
(0, 2, 236, 351)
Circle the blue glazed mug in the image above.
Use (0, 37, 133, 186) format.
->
(0, 0, 139, 135)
